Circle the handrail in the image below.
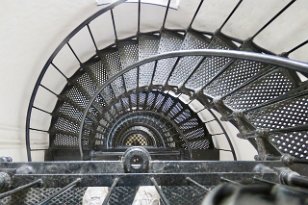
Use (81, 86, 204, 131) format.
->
(25, 0, 127, 161)
(26, 0, 308, 162)
(78, 49, 308, 158)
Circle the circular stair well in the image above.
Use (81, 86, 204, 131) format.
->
(18, 0, 308, 204)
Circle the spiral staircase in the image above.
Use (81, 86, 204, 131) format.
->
(1, 0, 308, 204)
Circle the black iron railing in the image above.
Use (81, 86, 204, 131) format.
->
(78, 49, 308, 160)
(25, 0, 308, 162)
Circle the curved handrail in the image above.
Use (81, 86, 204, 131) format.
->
(26, 0, 308, 162)
(25, 0, 127, 161)
(78, 49, 308, 158)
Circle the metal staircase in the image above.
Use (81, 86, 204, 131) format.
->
(1, 0, 308, 204)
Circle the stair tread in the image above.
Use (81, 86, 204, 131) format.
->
(61, 87, 89, 111)
(50, 117, 80, 135)
(138, 33, 160, 60)
(180, 31, 211, 50)
(158, 30, 184, 53)
(148, 31, 184, 85)
(98, 46, 127, 97)
(183, 35, 237, 91)
(203, 59, 271, 98)
(99, 47, 122, 77)
(54, 101, 83, 122)
(268, 131, 308, 159)
(167, 33, 239, 89)
(51, 132, 79, 148)
(71, 73, 96, 98)
(167, 31, 211, 87)
(138, 34, 160, 88)
(84, 56, 108, 87)
(224, 68, 297, 110)
(118, 39, 139, 69)
(246, 89, 308, 130)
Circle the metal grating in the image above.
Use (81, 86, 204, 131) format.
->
(57, 102, 83, 123)
(247, 95, 308, 130)
(109, 187, 139, 205)
(124, 68, 138, 92)
(168, 32, 210, 86)
(224, 70, 297, 110)
(85, 57, 108, 86)
(138, 34, 160, 60)
(118, 40, 139, 69)
(75, 73, 96, 96)
(153, 31, 184, 85)
(185, 56, 231, 91)
(100, 48, 122, 77)
(64, 87, 89, 110)
(204, 59, 268, 97)
(162, 185, 208, 205)
(270, 131, 308, 159)
(0, 187, 86, 205)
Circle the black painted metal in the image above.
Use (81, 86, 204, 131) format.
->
(78, 49, 308, 160)
(102, 177, 120, 205)
(218, 0, 243, 32)
(1, 160, 308, 204)
(22, 0, 308, 203)
(251, 0, 296, 40)
(25, 0, 127, 161)
(37, 178, 81, 205)
(0, 179, 42, 199)
(151, 177, 170, 205)
(21, 0, 308, 204)
(26, 0, 307, 165)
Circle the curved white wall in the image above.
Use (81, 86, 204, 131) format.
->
(0, 0, 102, 161)
(0, 0, 307, 161)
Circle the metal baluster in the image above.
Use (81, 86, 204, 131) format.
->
(284, 39, 308, 56)
(150, 177, 170, 205)
(162, 0, 172, 30)
(244, 84, 308, 113)
(165, 57, 182, 86)
(29, 128, 49, 133)
(193, 59, 234, 97)
(40, 84, 59, 97)
(67, 42, 82, 65)
(218, 0, 243, 32)
(32, 106, 52, 115)
(37, 178, 81, 205)
(149, 60, 158, 88)
(219, 66, 276, 99)
(51, 62, 68, 81)
(250, 0, 296, 40)
(220, 177, 241, 185)
(137, 0, 141, 35)
(87, 24, 99, 51)
(136, 66, 140, 109)
(268, 124, 308, 135)
(186, 177, 209, 192)
(0, 179, 43, 199)
(102, 178, 120, 205)
(253, 177, 276, 185)
(188, 0, 205, 29)
(110, 10, 118, 41)
(182, 56, 206, 90)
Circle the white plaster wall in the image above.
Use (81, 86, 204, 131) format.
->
(0, 0, 307, 161)
(0, 0, 102, 161)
